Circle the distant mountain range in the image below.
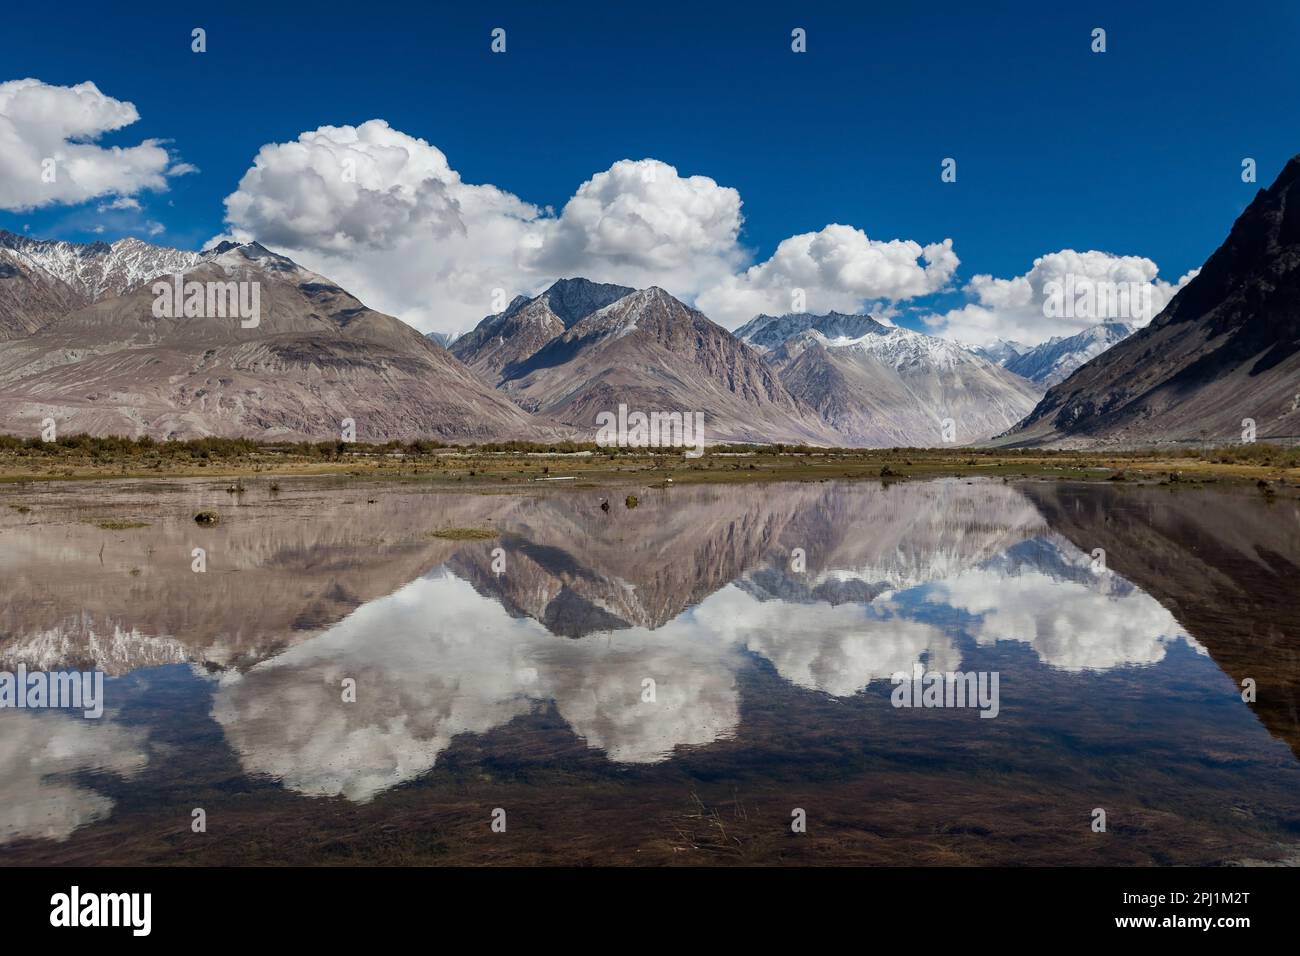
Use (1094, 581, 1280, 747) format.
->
(735, 311, 1041, 445)
(2, 157, 1296, 448)
(1005, 155, 1300, 447)
(0, 246, 82, 340)
(970, 338, 1027, 366)
(974, 322, 1134, 388)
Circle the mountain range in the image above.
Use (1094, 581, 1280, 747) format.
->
(974, 322, 1134, 388)
(0, 232, 203, 300)
(0, 234, 1052, 447)
(2, 157, 1296, 447)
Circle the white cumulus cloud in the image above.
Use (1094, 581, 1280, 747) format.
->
(697, 226, 959, 328)
(218, 120, 545, 333)
(217, 121, 958, 335)
(524, 158, 746, 293)
(925, 249, 1198, 347)
(0, 79, 188, 212)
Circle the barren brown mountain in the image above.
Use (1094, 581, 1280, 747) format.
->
(450, 277, 634, 381)
(0, 247, 84, 341)
(0, 243, 543, 442)
(486, 285, 838, 445)
(1005, 156, 1300, 447)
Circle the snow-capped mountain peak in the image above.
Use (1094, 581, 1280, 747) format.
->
(202, 240, 303, 276)
(735, 310, 889, 352)
(1002, 321, 1134, 387)
(736, 309, 997, 372)
(971, 338, 1027, 365)
(814, 325, 979, 371)
(0, 229, 202, 301)
(738, 308, 1043, 446)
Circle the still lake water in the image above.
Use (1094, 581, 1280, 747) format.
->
(1, 476, 1297, 865)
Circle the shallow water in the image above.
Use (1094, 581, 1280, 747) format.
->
(1, 476, 1297, 865)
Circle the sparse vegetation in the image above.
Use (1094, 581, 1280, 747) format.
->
(0, 434, 1295, 493)
(429, 527, 497, 540)
(86, 518, 150, 530)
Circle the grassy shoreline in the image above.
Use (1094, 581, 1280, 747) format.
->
(1, 436, 1297, 493)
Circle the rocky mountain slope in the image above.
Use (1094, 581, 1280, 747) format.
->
(0, 230, 206, 343)
(738, 311, 1042, 445)
(450, 277, 634, 382)
(0, 247, 85, 341)
(483, 286, 839, 445)
(1005, 157, 1300, 446)
(0, 242, 542, 442)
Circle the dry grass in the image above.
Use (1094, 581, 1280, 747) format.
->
(428, 527, 498, 540)
(0, 440, 1296, 491)
(84, 518, 150, 530)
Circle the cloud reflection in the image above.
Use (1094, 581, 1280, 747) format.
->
(0, 711, 148, 844)
(208, 528, 1193, 802)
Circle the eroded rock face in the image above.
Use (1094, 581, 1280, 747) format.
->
(1007, 155, 1300, 447)
(451, 277, 634, 382)
(0, 247, 86, 341)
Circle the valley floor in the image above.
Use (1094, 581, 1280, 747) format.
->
(1, 441, 1298, 495)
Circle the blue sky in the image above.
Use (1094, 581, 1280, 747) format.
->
(2, 0, 1296, 339)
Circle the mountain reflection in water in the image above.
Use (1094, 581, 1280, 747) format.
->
(1, 477, 1296, 865)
